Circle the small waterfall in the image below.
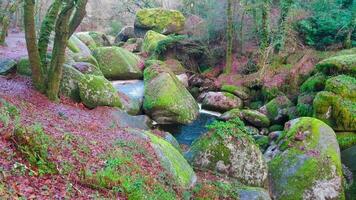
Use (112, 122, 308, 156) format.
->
(198, 103, 222, 117)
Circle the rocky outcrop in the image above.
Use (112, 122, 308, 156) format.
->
(143, 63, 199, 124)
(267, 117, 344, 200)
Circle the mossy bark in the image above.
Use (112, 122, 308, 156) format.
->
(68, 0, 88, 36)
(24, 0, 46, 93)
(47, 1, 75, 101)
(260, 0, 271, 50)
(274, 0, 294, 52)
(38, 0, 62, 73)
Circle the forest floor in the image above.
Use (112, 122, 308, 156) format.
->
(0, 31, 28, 60)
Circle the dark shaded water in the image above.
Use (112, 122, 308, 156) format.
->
(159, 113, 218, 146)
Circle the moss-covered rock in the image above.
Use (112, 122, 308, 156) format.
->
(341, 145, 356, 200)
(93, 47, 143, 80)
(0, 58, 16, 75)
(72, 62, 103, 76)
(336, 132, 356, 150)
(67, 35, 98, 67)
(187, 119, 268, 188)
(240, 109, 270, 128)
(219, 108, 243, 121)
(313, 91, 356, 131)
(146, 132, 196, 188)
(300, 73, 328, 93)
(268, 117, 344, 200)
(78, 75, 122, 109)
(143, 64, 199, 124)
(135, 8, 185, 34)
(164, 59, 187, 74)
(75, 32, 97, 51)
(201, 92, 243, 112)
(16, 58, 32, 76)
(259, 95, 293, 124)
(60, 65, 85, 102)
(142, 30, 167, 54)
(88, 31, 111, 47)
(325, 75, 356, 101)
(316, 54, 356, 77)
(297, 92, 316, 117)
(221, 85, 250, 100)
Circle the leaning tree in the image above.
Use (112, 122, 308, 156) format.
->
(24, 0, 88, 101)
(0, 0, 21, 45)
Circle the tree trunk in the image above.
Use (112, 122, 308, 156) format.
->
(0, 16, 9, 45)
(275, 0, 293, 53)
(24, 0, 45, 92)
(225, 0, 233, 74)
(38, 0, 62, 74)
(68, 0, 88, 36)
(260, 0, 270, 50)
(345, 3, 356, 49)
(46, 1, 75, 101)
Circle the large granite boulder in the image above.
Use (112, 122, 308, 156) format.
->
(93, 47, 143, 80)
(267, 117, 344, 200)
(67, 35, 98, 66)
(60, 65, 85, 102)
(115, 26, 136, 43)
(143, 63, 199, 124)
(187, 119, 268, 188)
(78, 75, 122, 109)
(316, 54, 356, 77)
(134, 8, 186, 34)
(0, 58, 16, 75)
(259, 95, 293, 124)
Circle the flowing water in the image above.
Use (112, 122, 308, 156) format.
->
(111, 80, 221, 146)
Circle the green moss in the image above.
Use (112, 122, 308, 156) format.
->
(270, 117, 344, 199)
(93, 46, 142, 80)
(60, 65, 84, 102)
(78, 75, 122, 109)
(142, 30, 167, 54)
(256, 136, 269, 151)
(0, 98, 20, 127)
(316, 54, 356, 77)
(13, 124, 57, 175)
(154, 35, 187, 57)
(147, 132, 196, 188)
(16, 58, 32, 76)
(221, 85, 250, 100)
(300, 73, 327, 93)
(336, 132, 356, 150)
(135, 8, 185, 33)
(261, 87, 284, 101)
(264, 96, 293, 122)
(325, 75, 356, 101)
(241, 109, 271, 128)
(75, 32, 97, 51)
(269, 125, 284, 132)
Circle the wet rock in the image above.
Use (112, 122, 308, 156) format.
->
(93, 47, 143, 80)
(143, 63, 199, 124)
(0, 58, 16, 75)
(268, 117, 344, 200)
(201, 92, 243, 112)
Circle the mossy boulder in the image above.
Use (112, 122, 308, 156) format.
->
(316, 54, 356, 77)
(72, 62, 103, 76)
(325, 75, 356, 101)
(259, 95, 293, 124)
(0, 58, 16, 75)
(336, 132, 356, 150)
(221, 85, 250, 100)
(297, 92, 316, 117)
(67, 35, 98, 67)
(135, 8, 186, 34)
(16, 58, 32, 76)
(313, 91, 356, 131)
(87, 31, 111, 47)
(78, 75, 122, 109)
(143, 64, 199, 124)
(75, 32, 97, 50)
(341, 146, 356, 200)
(268, 117, 344, 200)
(219, 108, 243, 121)
(146, 132, 196, 188)
(93, 47, 143, 80)
(240, 109, 271, 128)
(186, 119, 268, 188)
(60, 65, 85, 102)
(142, 30, 167, 54)
(300, 73, 327, 93)
(164, 59, 187, 74)
(201, 92, 243, 112)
